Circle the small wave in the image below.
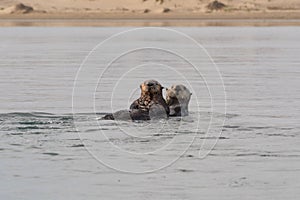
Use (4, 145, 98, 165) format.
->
(10, 132, 23, 135)
(247, 126, 272, 130)
(10, 143, 22, 146)
(198, 136, 228, 139)
(223, 125, 240, 129)
(0, 112, 75, 133)
(178, 169, 194, 173)
(236, 128, 253, 131)
(266, 133, 296, 137)
(85, 128, 111, 133)
(235, 153, 300, 158)
(43, 152, 59, 156)
(0, 112, 74, 120)
(18, 121, 53, 125)
(17, 126, 40, 130)
(70, 144, 85, 148)
(0, 112, 55, 118)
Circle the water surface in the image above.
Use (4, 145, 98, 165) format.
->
(0, 26, 300, 199)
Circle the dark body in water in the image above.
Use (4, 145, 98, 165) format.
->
(102, 80, 169, 121)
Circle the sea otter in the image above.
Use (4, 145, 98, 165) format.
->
(166, 84, 192, 116)
(102, 80, 169, 120)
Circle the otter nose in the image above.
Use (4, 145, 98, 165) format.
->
(147, 82, 154, 87)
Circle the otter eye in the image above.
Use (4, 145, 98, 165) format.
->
(147, 82, 154, 87)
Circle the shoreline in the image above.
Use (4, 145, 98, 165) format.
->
(1, 20, 300, 27)
(1, 11, 300, 26)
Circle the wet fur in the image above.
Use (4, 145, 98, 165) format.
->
(130, 80, 169, 120)
(166, 84, 192, 116)
(102, 80, 169, 120)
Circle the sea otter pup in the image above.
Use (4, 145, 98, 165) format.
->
(166, 84, 192, 116)
(102, 80, 169, 120)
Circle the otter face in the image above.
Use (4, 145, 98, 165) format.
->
(166, 84, 192, 116)
(140, 79, 163, 95)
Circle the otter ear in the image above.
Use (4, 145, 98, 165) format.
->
(165, 88, 168, 91)
(161, 86, 164, 89)
(190, 93, 192, 96)
(140, 84, 142, 89)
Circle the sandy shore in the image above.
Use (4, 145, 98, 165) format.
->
(0, 0, 300, 26)
(0, 0, 300, 20)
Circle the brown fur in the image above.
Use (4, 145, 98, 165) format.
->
(101, 80, 170, 121)
(130, 80, 169, 120)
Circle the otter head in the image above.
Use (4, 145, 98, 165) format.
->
(140, 79, 164, 97)
(166, 84, 192, 116)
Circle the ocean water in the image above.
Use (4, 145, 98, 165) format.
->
(0, 26, 300, 199)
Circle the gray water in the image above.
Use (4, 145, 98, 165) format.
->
(0, 26, 300, 199)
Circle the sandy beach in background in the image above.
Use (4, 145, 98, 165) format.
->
(0, 0, 300, 21)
